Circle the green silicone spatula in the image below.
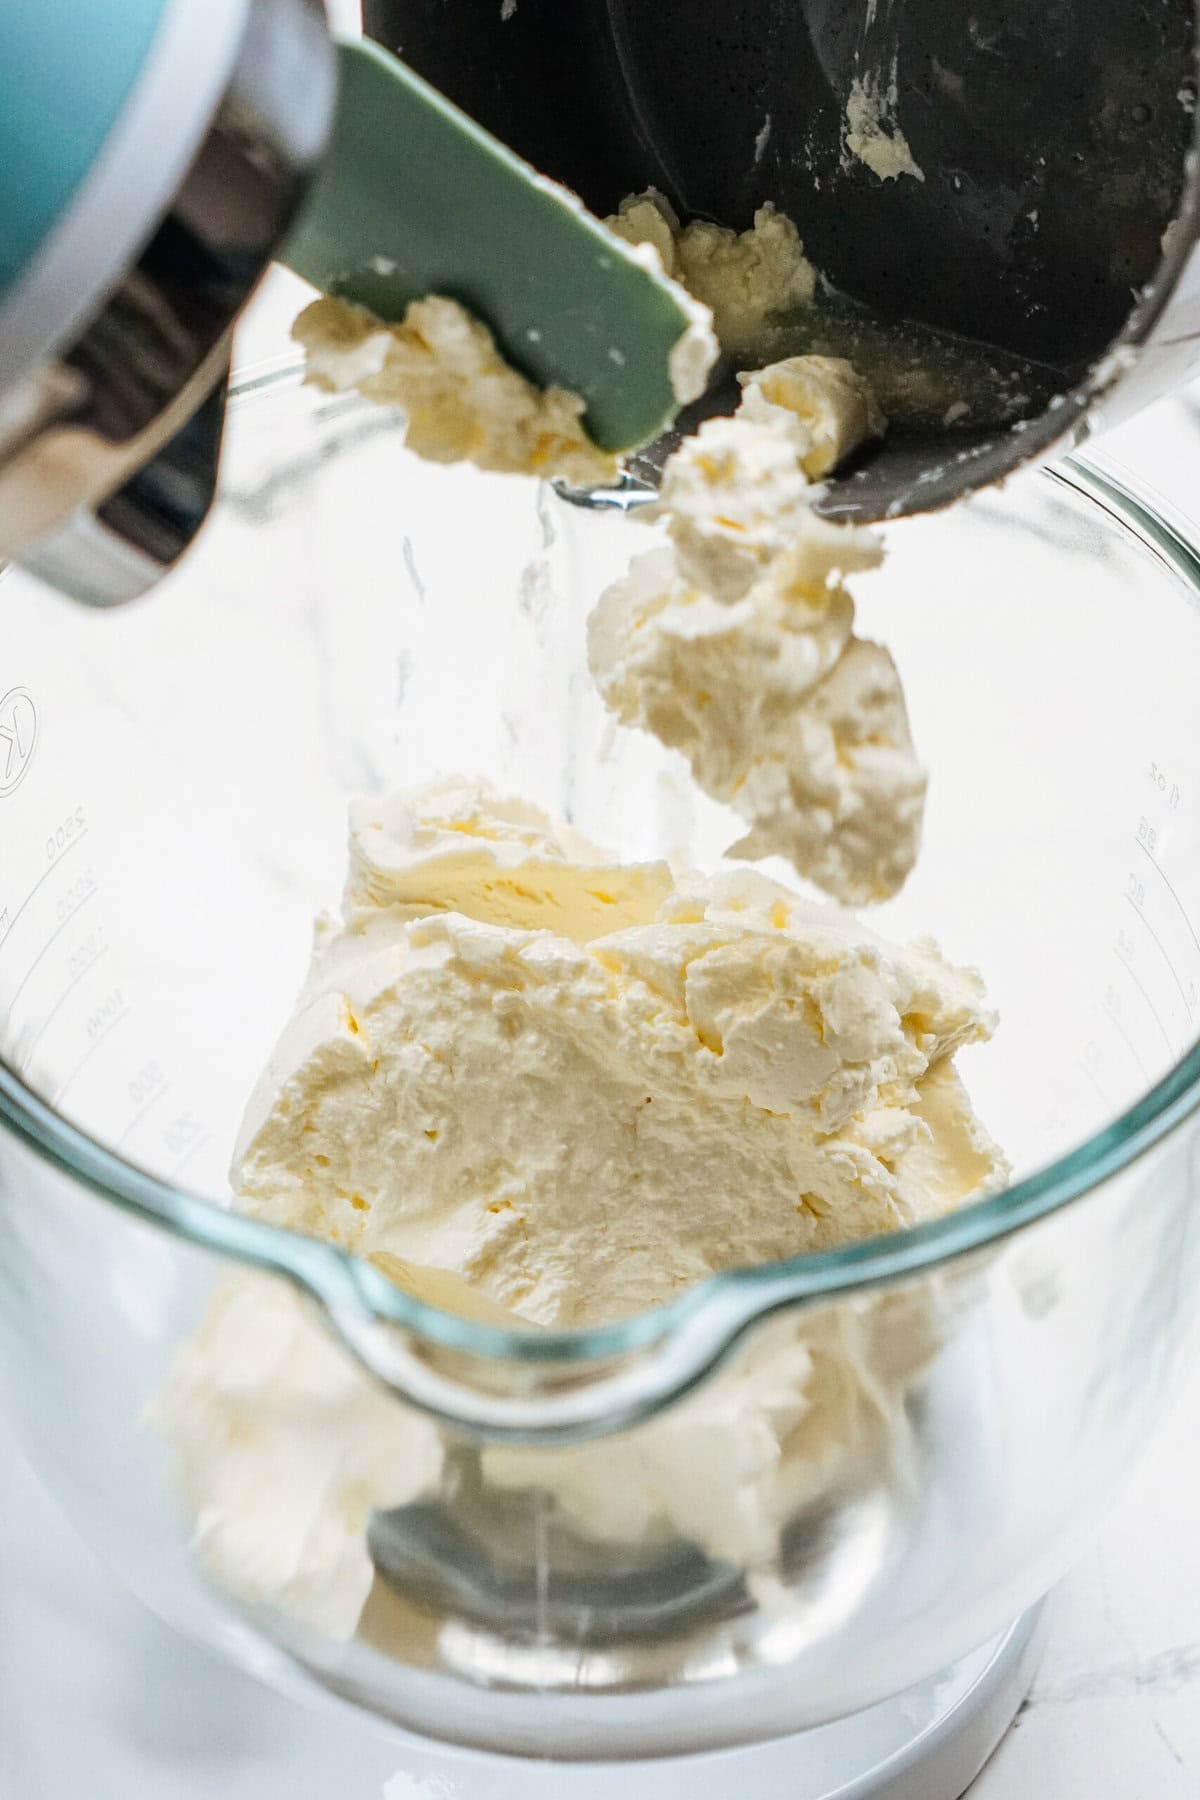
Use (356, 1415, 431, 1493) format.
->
(280, 37, 711, 455)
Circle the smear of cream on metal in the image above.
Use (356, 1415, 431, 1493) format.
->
(842, 0, 925, 184)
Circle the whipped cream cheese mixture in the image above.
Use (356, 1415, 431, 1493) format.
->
(844, 77, 926, 184)
(154, 1263, 953, 1638)
(296, 189, 920, 906)
(590, 193, 922, 904)
(590, 359, 920, 905)
(235, 782, 999, 1323)
(152, 176, 1005, 1641)
(294, 293, 623, 486)
(155, 784, 1005, 1635)
(292, 187, 823, 481)
(605, 188, 817, 358)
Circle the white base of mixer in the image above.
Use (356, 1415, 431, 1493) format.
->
(0, 1425, 1043, 1799)
(771, 1605, 1045, 1799)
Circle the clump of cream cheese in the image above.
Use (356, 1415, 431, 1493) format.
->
(588, 358, 921, 905)
(153, 782, 1004, 1637)
(232, 777, 993, 1324)
(606, 189, 817, 358)
(232, 781, 995, 1319)
(294, 293, 622, 486)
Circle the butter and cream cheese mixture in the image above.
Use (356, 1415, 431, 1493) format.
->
(293, 190, 918, 907)
(154, 1261, 949, 1638)
(293, 293, 623, 486)
(589, 357, 921, 906)
(153, 178, 1003, 1643)
(291, 222, 718, 487)
(605, 189, 817, 359)
(154, 782, 1005, 1634)
(291, 185, 823, 487)
(844, 77, 926, 185)
(231, 781, 998, 1323)
(584, 199, 920, 905)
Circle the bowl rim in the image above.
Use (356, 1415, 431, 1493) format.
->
(4, 374, 1200, 1424)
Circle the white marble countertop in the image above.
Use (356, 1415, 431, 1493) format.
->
(969, 1360, 1200, 1796)
(964, 393, 1200, 1795)
(5, 280, 1200, 1800)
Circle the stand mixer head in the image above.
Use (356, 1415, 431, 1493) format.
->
(0, 0, 334, 605)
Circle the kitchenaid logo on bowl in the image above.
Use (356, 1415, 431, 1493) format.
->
(0, 688, 37, 796)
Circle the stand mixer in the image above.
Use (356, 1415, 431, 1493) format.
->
(4, 8, 1200, 1800)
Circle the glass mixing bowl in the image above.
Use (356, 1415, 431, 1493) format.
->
(1, 365, 1200, 1762)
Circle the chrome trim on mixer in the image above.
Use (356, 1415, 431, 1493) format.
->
(0, 0, 335, 604)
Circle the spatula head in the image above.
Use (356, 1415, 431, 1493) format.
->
(281, 37, 709, 454)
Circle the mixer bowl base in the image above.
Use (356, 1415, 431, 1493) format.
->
(2, 1402, 1043, 1800)
(766, 1605, 1046, 1799)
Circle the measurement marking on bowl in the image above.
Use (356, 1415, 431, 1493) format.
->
(19, 941, 109, 1067)
(1102, 997, 1152, 1083)
(116, 1077, 174, 1149)
(1125, 891, 1195, 1016)
(1134, 834, 1200, 959)
(167, 1129, 213, 1183)
(5, 882, 97, 1015)
(1114, 950, 1176, 1058)
(0, 827, 88, 957)
(1079, 1060, 1116, 1114)
(51, 1005, 132, 1107)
